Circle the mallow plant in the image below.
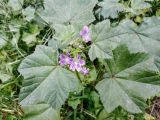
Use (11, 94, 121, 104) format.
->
(15, 0, 160, 119)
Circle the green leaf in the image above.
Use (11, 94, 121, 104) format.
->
(156, 9, 160, 16)
(0, 36, 7, 49)
(89, 20, 118, 61)
(120, 17, 160, 64)
(0, 71, 11, 83)
(22, 24, 40, 45)
(90, 91, 101, 111)
(131, 0, 151, 9)
(144, 113, 155, 120)
(68, 99, 81, 110)
(48, 24, 78, 49)
(127, 0, 153, 14)
(89, 17, 160, 61)
(99, 0, 125, 18)
(22, 33, 38, 45)
(22, 104, 60, 120)
(96, 45, 160, 113)
(8, 0, 23, 11)
(39, 0, 97, 26)
(97, 109, 109, 120)
(99, 0, 153, 17)
(88, 67, 97, 82)
(22, 6, 35, 21)
(18, 45, 80, 109)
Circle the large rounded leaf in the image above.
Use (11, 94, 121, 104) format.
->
(96, 45, 160, 113)
(39, 0, 97, 26)
(22, 104, 60, 120)
(121, 17, 160, 54)
(89, 17, 160, 61)
(18, 45, 80, 109)
(98, 0, 125, 18)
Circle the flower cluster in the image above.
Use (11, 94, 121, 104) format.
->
(80, 26, 91, 43)
(59, 54, 89, 75)
(59, 26, 91, 75)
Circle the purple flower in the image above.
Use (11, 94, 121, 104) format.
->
(59, 54, 73, 66)
(79, 59, 85, 66)
(81, 67, 89, 75)
(59, 53, 89, 75)
(70, 61, 82, 72)
(69, 62, 76, 71)
(69, 60, 83, 72)
(83, 35, 91, 43)
(78, 54, 85, 66)
(80, 26, 91, 43)
(69, 55, 85, 72)
(80, 26, 89, 36)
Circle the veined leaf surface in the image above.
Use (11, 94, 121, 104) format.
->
(96, 45, 160, 113)
(18, 45, 80, 109)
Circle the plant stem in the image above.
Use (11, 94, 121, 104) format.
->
(83, 109, 96, 119)
(76, 71, 82, 82)
(127, 0, 132, 7)
(0, 81, 17, 90)
(74, 108, 77, 120)
(0, 109, 15, 114)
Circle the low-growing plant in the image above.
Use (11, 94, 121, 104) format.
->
(0, 0, 160, 119)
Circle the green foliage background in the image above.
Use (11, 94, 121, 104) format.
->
(0, 0, 160, 119)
